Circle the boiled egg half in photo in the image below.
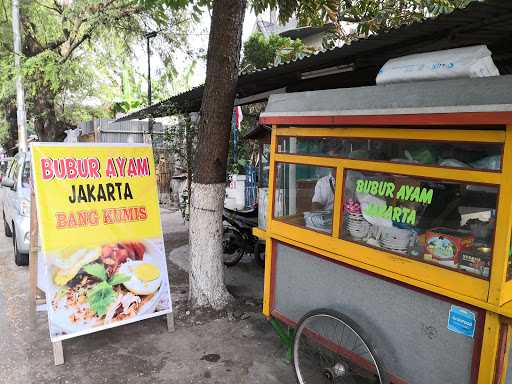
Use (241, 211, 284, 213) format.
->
(119, 260, 162, 295)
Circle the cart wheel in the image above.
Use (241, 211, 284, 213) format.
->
(293, 309, 387, 384)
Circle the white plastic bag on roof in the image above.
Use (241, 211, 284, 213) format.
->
(376, 45, 500, 85)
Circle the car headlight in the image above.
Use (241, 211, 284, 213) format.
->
(19, 199, 30, 217)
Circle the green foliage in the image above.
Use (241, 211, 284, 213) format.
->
(0, 116, 9, 148)
(0, 55, 14, 101)
(112, 64, 145, 114)
(241, 32, 314, 72)
(251, 0, 474, 42)
(0, 0, 196, 143)
(154, 60, 198, 98)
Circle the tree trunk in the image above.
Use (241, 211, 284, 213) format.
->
(189, 183, 229, 308)
(32, 83, 68, 142)
(188, 0, 247, 309)
(2, 99, 19, 156)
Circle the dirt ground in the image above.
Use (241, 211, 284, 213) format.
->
(0, 208, 296, 384)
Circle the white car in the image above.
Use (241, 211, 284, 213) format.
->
(1, 151, 31, 266)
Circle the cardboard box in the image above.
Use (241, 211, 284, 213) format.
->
(460, 247, 491, 277)
(425, 228, 474, 266)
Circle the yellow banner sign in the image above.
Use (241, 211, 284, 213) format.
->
(32, 143, 171, 342)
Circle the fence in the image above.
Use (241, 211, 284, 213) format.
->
(79, 119, 166, 145)
(78, 119, 172, 204)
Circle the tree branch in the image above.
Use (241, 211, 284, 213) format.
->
(33, 0, 62, 14)
(61, 3, 144, 63)
(25, 35, 67, 56)
(60, 29, 92, 63)
(1, 0, 9, 22)
(53, 0, 63, 13)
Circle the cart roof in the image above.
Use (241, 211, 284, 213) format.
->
(260, 75, 512, 126)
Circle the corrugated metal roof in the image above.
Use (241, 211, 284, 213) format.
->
(118, 0, 512, 121)
(278, 24, 333, 40)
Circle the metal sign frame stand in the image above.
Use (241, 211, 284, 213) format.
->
(28, 190, 175, 366)
(29, 190, 65, 365)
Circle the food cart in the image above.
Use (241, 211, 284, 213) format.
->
(253, 75, 512, 384)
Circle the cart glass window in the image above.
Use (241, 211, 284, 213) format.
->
(277, 136, 502, 171)
(341, 170, 497, 278)
(508, 238, 512, 281)
(274, 163, 335, 233)
(259, 143, 270, 188)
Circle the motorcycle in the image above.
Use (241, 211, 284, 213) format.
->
(222, 207, 265, 267)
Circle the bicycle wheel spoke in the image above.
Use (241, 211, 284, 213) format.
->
(294, 312, 385, 384)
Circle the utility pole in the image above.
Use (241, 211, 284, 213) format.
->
(11, 0, 27, 152)
(145, 31, 157, 145)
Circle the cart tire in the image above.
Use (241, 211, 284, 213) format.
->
(13, 227, 28, 267)
(293, 308, 387, 384)
(3, 212, 12, 237)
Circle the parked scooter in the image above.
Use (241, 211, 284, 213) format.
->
(222, 207, 264, 267)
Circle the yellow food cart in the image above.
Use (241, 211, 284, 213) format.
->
(254, 75, 512, 384)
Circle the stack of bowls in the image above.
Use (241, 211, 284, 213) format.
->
(345, 212, 371, 239)
(304, 211, 332, 233)
(378, 226, 411, 254)
(344, 199, 370, 240)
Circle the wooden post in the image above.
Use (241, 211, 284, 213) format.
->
(166, 312, 175, 332)
(52, 341, 64, 365)
(29, 189, 45, 306)
(31, 189, 65, 365)
(29, 190, 38, 308)
(93, 119, 99, 142)
(29, 190, 38, 330)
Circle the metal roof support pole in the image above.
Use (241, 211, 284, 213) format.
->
(145, 31, 158, 151)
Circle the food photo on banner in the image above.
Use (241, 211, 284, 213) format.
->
(31, 143, 172, 342)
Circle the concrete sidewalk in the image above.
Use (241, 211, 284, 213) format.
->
(0, 207, 294, 384)
(163, 208, 264, 300)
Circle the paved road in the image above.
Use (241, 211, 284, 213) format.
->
(0, 226, 31, 383)
(0, 207, 294, 384)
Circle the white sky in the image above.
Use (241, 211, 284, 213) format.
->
(135, 9, 258, 97)
(186, 9, 257, 87)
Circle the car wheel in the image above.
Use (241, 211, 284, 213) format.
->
(13, 227, 28, 266)
(3, 212, 12, 237)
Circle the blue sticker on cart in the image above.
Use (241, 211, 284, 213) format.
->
(447, 305, 476, 338)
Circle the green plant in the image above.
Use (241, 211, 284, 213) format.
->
(241, 32, 315, 72)
(252, 0, 474, 43)
(0, 0, 196, 142)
